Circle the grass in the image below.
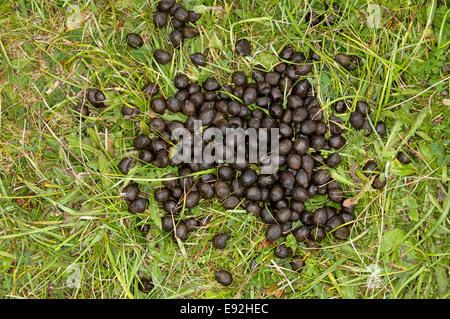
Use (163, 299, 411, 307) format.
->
(0, 0, 448, 299)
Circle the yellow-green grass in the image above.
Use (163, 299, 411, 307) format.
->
(0, 0, 448, 298)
